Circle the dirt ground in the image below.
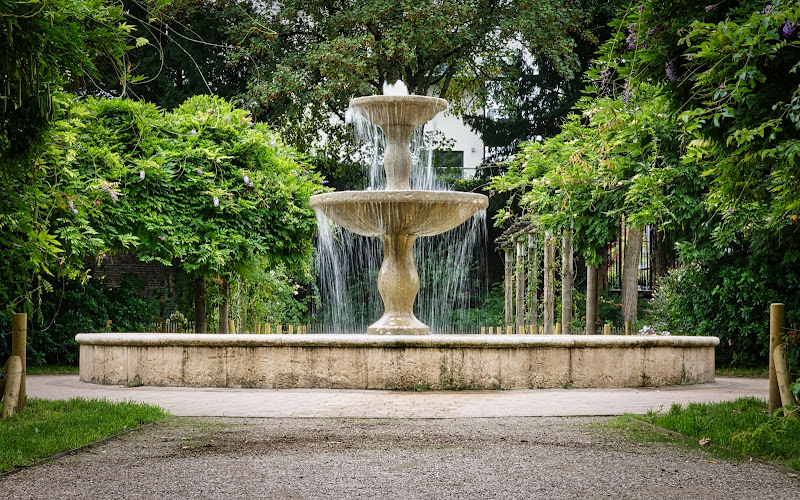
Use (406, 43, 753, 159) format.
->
(2, 416, 798, 499)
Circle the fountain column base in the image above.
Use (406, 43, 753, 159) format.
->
(368, 312, 430, 335)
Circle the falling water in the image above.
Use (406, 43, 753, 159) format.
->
(314, 83, 488, 334)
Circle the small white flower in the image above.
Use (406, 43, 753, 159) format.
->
(213, 196, 219, 207)
(140, 170, 145, 180)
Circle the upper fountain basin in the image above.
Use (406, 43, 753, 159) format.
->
(310, 191, 488, 237)
(349, 95, 447, 128)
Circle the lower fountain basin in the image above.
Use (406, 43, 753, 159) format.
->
(76, 333, 719, 390)
(309, 191, 489, 237)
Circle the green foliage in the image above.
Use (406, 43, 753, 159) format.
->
(639, 398, 800, 471)
(0, 0, 133, 167)
(0, 398, 167, 473)
(648, 257, 800, 367)
(0, 273, 154, 365)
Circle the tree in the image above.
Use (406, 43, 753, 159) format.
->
(91, 0, 254, 110)
(228, 0, 597, 155)
(0, 0, 133, 169)
(51, 95, 323, 331)
(462, 0, 621, 161)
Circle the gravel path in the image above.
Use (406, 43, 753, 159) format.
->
(3, 416, 798, 499)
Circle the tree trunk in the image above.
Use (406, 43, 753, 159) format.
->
(218, 278, 229, 334)
(527, 233, 539, 329)
(504, 247, 513, 326)
(515, 238, 525, 329)
(543, 230, 555, 334)
(237, 279, 246, 334)
(561, 229, 573, 335)
(194, 275, 207, 333)
(598, 244, 609, 291)
(622, 224, 643, 325)
(586, 263, 598, 334)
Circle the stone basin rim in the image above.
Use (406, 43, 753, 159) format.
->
(76, 332, 720, 349)
(309, 190, 489, 208)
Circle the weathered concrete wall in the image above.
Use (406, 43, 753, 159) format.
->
(77, 334, 718, 390)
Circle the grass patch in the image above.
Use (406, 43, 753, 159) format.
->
(633, 397, 800, 471)
(26, 365, 79, 375)
(0, 398, 168, 473)
(715, 366, 769, 378)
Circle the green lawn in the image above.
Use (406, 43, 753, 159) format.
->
(26, 365, 80, 375)
(632, 398, 800, 471)
(715, 366, 769, 378)
(0, 398, 168, 473)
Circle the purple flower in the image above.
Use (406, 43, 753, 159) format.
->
(665, 61, 677, 81)
(622, 83, 632, 104)
(140, 170, 145, 180)
(243, 174, 250, 184)
(213, 196, 219, 207)
(726, 208, 735, 216)
(249, 182, 254, 187)
(189, 129, 198, 137)
(72, 208, 79, 215)
(782, 19, 797, 38)
(705, 5, 715, 12)
(637, 3, 645, 13)
(69, 200, 75, 209)
(158, 235, 166, 241)
(321, 180, 329, 185)
(761, 5, 774, 15)
(197, 169, 205, 175)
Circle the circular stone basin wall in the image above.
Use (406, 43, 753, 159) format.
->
(76, 333, 719, 390)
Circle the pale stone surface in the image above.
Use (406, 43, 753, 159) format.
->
(77, 333, 719, 390)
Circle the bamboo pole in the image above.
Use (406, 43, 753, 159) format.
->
(12, 313, 26, 411)
(769, 303, 786, 412)
(1, 356, 22, 418)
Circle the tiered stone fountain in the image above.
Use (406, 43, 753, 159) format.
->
(310, 95, 488, 334)
(76, 93, 719, 390)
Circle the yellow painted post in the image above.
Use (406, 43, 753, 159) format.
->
(555, 322, 561, 335)
(1, 356, 22, 418)
(769, 303, 786, 412)
(603, 324, 611, 336)
(11, 313, 26, 411)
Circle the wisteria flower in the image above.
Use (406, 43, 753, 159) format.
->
(249, 182, 254, 187)
(761, 5, 774, 15)
(665, 61, 677, 81)
(189, 129, 198, 137)
(243, 174, 250, 184)
(197, 169, 205, 175)
(782, 19, 797, 38)
(140, 170, 146, 180)
(158, 235, 166, 241)
(213, 196, 219, 207)
(68, 200, 79, 215)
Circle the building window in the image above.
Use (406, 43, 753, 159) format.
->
(433, 150, 464, 178)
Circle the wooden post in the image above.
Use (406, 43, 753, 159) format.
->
(603, 324, 611, 336)
(561, 229, 573, 335)
(288, 324, 294, 335)
(504, 246, 513, 327)
(769, 303, 786, 412)
(1, 356, 22, 418)
(555, 322, 562, 335)
(586, 263, 599, 334)
(515, 239, 525, 329)
(625, 321, 631, 336)
(255, 322, 261, 335)
(773, 344, 797, 409)
(228, 320, 236, 335)
(276, 324, 283, 334)
(265, 323, 272, 334)
(12, 313, 26, 411)
(529, 325, 535, 335)
(622, 224, 643, 326)
(543, 230, 555, 334)
(480, 326, 486, 335)
(506, 325, 512, 335)
(528, 234, 539, 336)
